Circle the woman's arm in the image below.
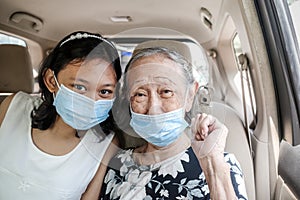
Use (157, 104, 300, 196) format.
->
(199, 151, 237, 199)
(191, 113, 238, 200)
(81, 135, 120, 200)
(0, 94, 15, 127)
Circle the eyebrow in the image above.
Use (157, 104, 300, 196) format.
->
(101, 83, 116, 87)
(71, 77, 116, 87)
(70, 77, 89, 84)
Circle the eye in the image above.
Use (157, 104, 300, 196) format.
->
(160, 89, 174, 98)
(135, 92, 146, 97)
(73, 84, 87, 93)
(99, 89, 114, 98)
(132, 90, 148, 102)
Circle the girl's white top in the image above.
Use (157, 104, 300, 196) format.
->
(0, 92, 114, 200)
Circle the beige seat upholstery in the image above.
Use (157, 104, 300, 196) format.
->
(122, 39, 255, 200)
(0, 44, 34, 102)
(209, 101, 255, 200)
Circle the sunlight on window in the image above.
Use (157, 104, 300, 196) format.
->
(288, 0, 300, 48)
(233, 34, 243, 96)
(0, 33, 26, 47)
(186, 42, 209, 86)
(232, 34, 256, 117)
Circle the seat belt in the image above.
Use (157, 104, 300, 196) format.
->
(238, 53, 255, 158)
(207, 50, 226, 101)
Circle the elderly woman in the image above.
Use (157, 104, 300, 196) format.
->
(99, 47, 248, 199)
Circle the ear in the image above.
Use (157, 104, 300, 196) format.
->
(43, 68, 58, 93)
(185, 81, 199, 112)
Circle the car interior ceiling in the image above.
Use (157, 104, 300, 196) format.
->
(2, 0, 299, 199)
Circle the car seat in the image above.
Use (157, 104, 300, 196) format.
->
(119, 39, 256, 200)
(0, 44, 34, 103)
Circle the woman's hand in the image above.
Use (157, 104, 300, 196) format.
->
(190, 113, 237, 199)
(190, 113, 228, 158)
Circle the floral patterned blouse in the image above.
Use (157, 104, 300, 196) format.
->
(99, 147, 248, 200)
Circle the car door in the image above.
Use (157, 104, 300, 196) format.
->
(255, 0, 300, 199)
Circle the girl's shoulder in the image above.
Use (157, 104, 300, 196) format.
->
(0, 91, 42, 126)
(8, 91, 42, 108)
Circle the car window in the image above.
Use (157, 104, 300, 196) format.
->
(255, 0, 300, 197)
(0, 33, 26, 46)
(186, 41, 209, 86)
(115, 39, 209, 86)
(288, 0, 300, 48)
(233, 34, 256, 125)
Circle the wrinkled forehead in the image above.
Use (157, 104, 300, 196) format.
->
(126, 59, 188, 92)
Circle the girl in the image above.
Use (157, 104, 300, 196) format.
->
(0, 31, 123, 199)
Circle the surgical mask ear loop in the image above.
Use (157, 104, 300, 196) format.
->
(52, 71, 61, 99)
(52, 71, 61, 89)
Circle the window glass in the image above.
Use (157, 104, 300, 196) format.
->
(185, 42, 209, 86)
(0, 33, 26, 46)
(287, 0, 300, 48)
(287, 0, 300, 143)
(233, 34, 257, 121)
(233, 34, 243, 96)
(115, 41, 209, 86)
(115, 43, 136, 71)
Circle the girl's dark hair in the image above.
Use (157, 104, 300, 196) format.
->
(31, 31, 123, 141)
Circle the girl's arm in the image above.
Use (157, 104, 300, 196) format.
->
(81, 135, 120, 200)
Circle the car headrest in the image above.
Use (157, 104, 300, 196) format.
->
(118, 40, 195, 148)
(0, 44, 34, 93)
(133, 40, 192, 64)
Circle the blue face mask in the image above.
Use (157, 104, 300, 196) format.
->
(130, 108, 188, 147)
(53, 77, 114, 130)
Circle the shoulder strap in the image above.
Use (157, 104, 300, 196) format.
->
(238, 54, 255, 159)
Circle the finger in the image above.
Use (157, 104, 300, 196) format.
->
(192, 113, 208, 141)
(201, 114, 218, 135)
(195, 133, 202, 141)
(198, 115, 211, 136)
(198, 113, 207, 122)
(206, 115, 226, 134)
(207, 115, 217, 132)
(192, 113, 216, 140)
(191, 114, 201, 140)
